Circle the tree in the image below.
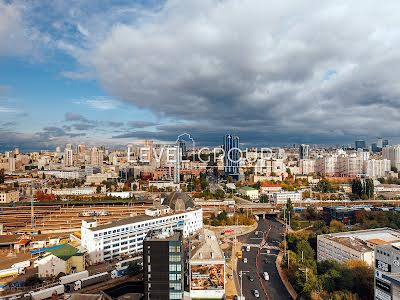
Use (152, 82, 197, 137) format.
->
(0, 169, 4, 184)
(259, 194, 269, 203)
(305, 206, 318, 220)
(285, 198, 294, 221)
(127, 262, 142, 276)
(296, 239, 315, 260)
(96, 186, 101, 194)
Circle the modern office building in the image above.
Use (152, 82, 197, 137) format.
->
(374, 244, 400, 300)
(144, 230, 184, 300)
(317, 228, 400, 266)
(355, 140, 367, 150)
(299, 144, 310, 159)
(223, 134, 240, 178)
(81, 207, 203, 265)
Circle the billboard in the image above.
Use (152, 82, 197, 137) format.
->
(190, 264, 225, 290)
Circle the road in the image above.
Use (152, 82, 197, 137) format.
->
(237, 217, 292, 300)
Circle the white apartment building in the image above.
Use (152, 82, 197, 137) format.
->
(299, 159, 316, 175)
(383, 145, 400, 171)
(315, 156, 338, 176)
(39, 170, 84, 179)
(270, 191, 302, 205)
(81, 208, 203, 264)
(0, 190, 19, 203)
(239, 187, 259, 200)
(317, 228, 400, 266)
(363, 159, 391, 178)
(338, 155, 363, 177)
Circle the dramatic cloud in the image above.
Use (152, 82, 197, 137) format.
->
(69, 0, 400, 144)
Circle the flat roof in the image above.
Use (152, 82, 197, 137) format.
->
(91, 214, 153, 232)
(319, 228, 400, 253)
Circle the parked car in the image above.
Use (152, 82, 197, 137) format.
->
(243, 258, 248, 263)
(253, 290, 260, 298)
(248, 275, 254, 282)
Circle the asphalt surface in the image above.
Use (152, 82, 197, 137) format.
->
(237, 217, 292, 300)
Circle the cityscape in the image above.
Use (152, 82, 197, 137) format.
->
(1, 1, 400, 300)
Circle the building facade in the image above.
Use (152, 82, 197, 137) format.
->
(144, 230, 184, 300)
(81, 208, 203, 265)
(223, 134, 240, 178)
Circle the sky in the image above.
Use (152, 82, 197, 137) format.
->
(1, 0, 400, 151)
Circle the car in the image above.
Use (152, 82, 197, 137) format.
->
(246, 245, 251, 252)
(243, 258, 248, 263)
(248, 275, 255, 282)
(263, 272, 270, 281)
(253, 290, 260, 298)
(264, 258, 268, 264)
(233, 296, 239, 300)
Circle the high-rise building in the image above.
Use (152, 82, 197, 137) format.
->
(8, 157, 16, 172)
(223, 134, 240, 178)
(299, 144, 310, 159)
(64, 145, 74, 167)
(174, 145, 180, 184)
(355, 140, 366, 150)
(77, 144, 86, 154)
(383, 139, 389, 148)
(383, 145, 400, 171)
(90, 147, 104, 166)
(143, 230, 184, 300)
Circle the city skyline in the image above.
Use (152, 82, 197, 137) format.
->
(2, 1, 400, 151)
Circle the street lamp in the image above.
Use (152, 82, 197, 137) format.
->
(239, 270, 249, 299)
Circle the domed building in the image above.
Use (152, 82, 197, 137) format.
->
(163, 191, 195, 211)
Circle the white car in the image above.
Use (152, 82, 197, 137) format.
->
(243, 258, 248, 263)
(253, 290, 260, 298)
(263, 272, 270, 281)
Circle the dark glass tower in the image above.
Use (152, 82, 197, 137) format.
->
(223, 134, 240, 178)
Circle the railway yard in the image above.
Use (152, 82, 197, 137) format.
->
(0, 203, 154, 234)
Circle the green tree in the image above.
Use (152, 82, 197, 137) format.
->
(127, 262, 142, 276)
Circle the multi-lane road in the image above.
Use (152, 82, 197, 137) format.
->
(237, 217, 292, 300)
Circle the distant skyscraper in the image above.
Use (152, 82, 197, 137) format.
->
(223, 134, 240, 177)
(177, 139, 187, 159)
(174, 145, 180, 184)
(383, 139, 389, 148)
(377, 138, 383, 148)
(64, 146, 74, 167)
(299, 144, 310, 159)
(355, 140, 366, 150)
(77, 144, 86, 154)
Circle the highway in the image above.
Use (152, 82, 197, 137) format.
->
(237, 217, 292, 300)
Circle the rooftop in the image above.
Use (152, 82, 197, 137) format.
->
(190, 229, 224, 261)
(320, 228, 400, 253)
(49, 243, 83, 261)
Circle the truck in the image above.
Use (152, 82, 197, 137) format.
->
(74, 272, 110, 291)
(111, 268, 128, 279)
(0, 267, 25, 279)
(11, 260, 30, 269)
(59, 270, 89, 285)
(27, 284, 64, 300)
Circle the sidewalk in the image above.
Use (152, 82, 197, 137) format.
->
(276, 251, 298, 300)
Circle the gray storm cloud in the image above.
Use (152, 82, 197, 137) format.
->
(80, 0, 400, 142)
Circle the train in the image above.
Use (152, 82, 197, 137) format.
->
(25, 284, 64, 300)
(73, 272, 110, 291)
(115, 256, 142, 270)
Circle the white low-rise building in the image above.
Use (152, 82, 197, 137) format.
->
(239, 187, 259, 200)
(317, 228, 400, 266)
(270, 191, 302, 205)
(81, 208, 203, 264)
